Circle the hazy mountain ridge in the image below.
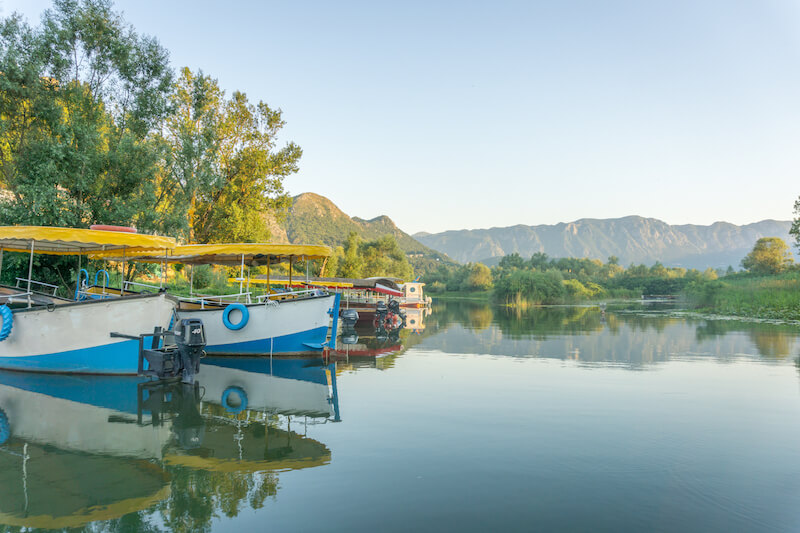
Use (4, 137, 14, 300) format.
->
(414, 217, 794, 269)
(273, 193, 453, 271)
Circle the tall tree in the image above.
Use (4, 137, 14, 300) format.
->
(741, 237, 793, 274)
(791, 197, 800, 251)
(0, 0, 175, 232)
(164, 68, 300, 243)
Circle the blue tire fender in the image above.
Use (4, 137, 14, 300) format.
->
(0, 305, 12, 342)
(222, 303, 249, 330)
(221, 386, 248, 414)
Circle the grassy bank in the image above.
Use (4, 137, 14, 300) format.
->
(684, 272, 800, 321)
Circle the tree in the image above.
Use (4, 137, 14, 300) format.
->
(0, 0, 175, 232)
(465, 263, 492, 290)
(164, 68, 300, 243)
(339, 232, 363, 278)
(791, 197, 800, 250)
(741, 237, 793, 274)
(360, 235, 413, 280)
(498, 252, 524, 269)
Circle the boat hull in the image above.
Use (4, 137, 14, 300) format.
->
(177, 294, 335, 355)
(0, 293, 175, 374)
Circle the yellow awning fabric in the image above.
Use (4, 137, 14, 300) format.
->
(105, 243, 332, 266)
(0, 226, 175, 256)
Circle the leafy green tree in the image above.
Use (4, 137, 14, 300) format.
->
(741, 237, 793, 274)
(498, 252, 524, 269)
(164, 68, 299, 243)
(339, 232, 363, 278)
(0, 0, 175, 232)
(360, 235, 413, 280)
(464, 263, 492, 290)
(791, 197, 800, 250)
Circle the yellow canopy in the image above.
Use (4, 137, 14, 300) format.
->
(107, 243, 332, 266)
(0, 226, 175, 256)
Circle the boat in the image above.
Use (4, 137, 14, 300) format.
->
(248, 275, 431, 325)
(0, 226, 177, 374)
(97, 243, 340, 355)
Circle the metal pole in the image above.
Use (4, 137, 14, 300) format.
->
(289, 255, 293, 288)
(190, 264, 194, 297)
(305, 256, 309, 284)
(27, 241, 34, 307)
(76, 253, 80, 294)
(266, 258, 270, 299)
(120, 246, 126, 296)
(239, 254, 245, 295)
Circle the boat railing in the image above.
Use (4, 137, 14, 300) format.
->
(123, 280, 161, 293)
(0, 290, 34, 306)
(256, 288, 324, 302)
(15, 277, 59, 296)
(182, 292, 253, 308)
(75, 288, 117, 301)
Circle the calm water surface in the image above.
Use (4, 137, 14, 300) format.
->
(1, 301, 800, 532)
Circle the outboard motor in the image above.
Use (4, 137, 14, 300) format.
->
(173, 318, 205, 383)
(340, 323, 359, 345)
(341, 308, 359, 327)
(375, 300, 388, 324)
(138, 318, 206, 383)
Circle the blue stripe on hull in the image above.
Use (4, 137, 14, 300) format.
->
(204, 326, 329, 355)
(0, 372, 146, 412)
(202, 356, 330, 384)
(0, 340, 142, 375)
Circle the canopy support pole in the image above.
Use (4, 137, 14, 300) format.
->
(121, 247, 126, 296)
(305, 256, 309, 284)
(289, 255, 293, 289)
(266, 258, 270, 298)
(190, 265, 194, 297)
(76, 253, 81, 294)
(27, 241, 34, 307)
(247, 267, 251, 303)
(239, 254, 245, 295)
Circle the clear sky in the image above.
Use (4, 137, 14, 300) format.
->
(3, 0, 800, 234)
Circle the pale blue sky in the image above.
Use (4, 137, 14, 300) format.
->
(3, 0, 800, 234)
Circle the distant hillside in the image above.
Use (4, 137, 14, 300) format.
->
(274, 193, 454, 272)
(414, 217, 795, 270)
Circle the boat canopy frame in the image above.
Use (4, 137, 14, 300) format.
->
(0, 226, 176, 306)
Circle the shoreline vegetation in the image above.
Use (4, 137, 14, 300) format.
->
(424, 244, 800, 321)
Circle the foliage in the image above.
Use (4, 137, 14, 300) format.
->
(325, 232, 413, 280)
(684, 271, 800, 320)
(164, 68, 299, 243)
(0, 0, 175, 233)
(741, 237, 793, 275)
(425, 251, 728, 306)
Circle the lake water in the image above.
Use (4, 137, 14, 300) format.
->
(1, 300, 800, 532)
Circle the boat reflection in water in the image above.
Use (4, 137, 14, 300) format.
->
(0, 356, 339, 529)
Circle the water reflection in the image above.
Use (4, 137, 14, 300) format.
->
(425, 300, 800, 365)
(0, 357, 339, 530)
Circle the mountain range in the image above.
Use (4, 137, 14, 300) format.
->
(270, 194, 794, 271)
(414, 217, 794, 269)
(267, 193, 453, 272)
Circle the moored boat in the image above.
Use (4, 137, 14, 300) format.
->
(0, 226, 177, 374)
(102, 243, 339, 355)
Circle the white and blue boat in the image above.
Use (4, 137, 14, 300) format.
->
(110, 243, 340, 356)
(0, 226, 177, 374)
